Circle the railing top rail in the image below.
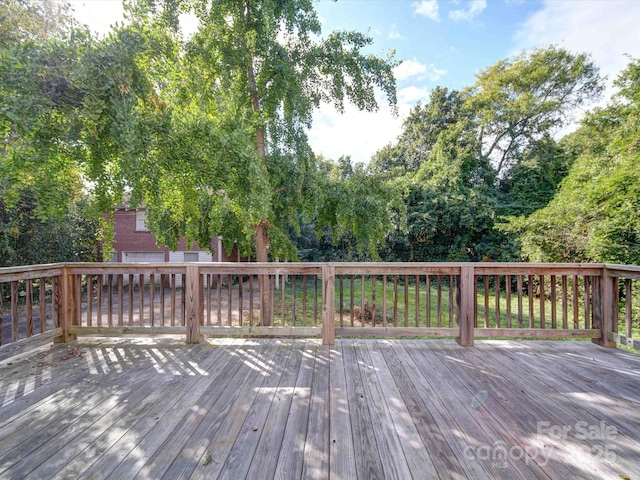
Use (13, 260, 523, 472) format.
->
(6, 261, 640, 280)
(473, 263, 605, 276)
(604, 264, 640, 279)
(0, 263, 65, 282)
(66, 264, 188, 275)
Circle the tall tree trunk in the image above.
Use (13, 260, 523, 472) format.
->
(246, 44, 274, 326)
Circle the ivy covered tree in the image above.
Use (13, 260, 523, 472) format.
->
(373, 46, 603, 262)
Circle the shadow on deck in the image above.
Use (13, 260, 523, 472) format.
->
(1, 338, 639, 479)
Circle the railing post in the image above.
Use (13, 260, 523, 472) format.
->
(55, 266, 78, 343)
(456, 265, 475, 347)
(322, 265, 336, 346)
(593, 268, 616, 348)
(185, 265, 203, 344)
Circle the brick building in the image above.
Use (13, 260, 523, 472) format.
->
(112, 204, 240, 263)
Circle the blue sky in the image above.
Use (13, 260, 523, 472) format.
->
(70, 0, 640, 163)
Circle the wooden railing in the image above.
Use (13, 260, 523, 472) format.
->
(0, 262, 638, 351)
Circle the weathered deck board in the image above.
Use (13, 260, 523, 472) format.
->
(474, 341, 640, 479)
(0, 338, 639, 479)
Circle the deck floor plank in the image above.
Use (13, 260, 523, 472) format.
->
(301, 345, 330, 480)
(451, 341, 588, 480)
(0, 343, 161, 476)
(273, 340, 317, 480)
(379, 340, 479, 479)
(106, 339, 266, 480)
(135, 340, 277, 480)
(415, 341, 571, 479)
(0, 338, 639, 480)
(341, 339, 386, 480)
(353, 340, 413, 480)
(215, 341, 295, 480)
(366, 340, 440, 479)
(475, 341, 640, 479)
(163, 339, 285, 480)
(244, 340, 306, 479)
(57, 340, 234, 480)
(328, 338, 357, 479)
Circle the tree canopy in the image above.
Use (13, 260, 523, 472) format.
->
(512, 59, 640, 265)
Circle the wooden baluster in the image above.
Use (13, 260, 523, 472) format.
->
(239, 273, 244, 327)
(494, 275, 500, 329)
(149, 274, 155, 327)
(302, 275, 307, 327)
(539, 275, 545, 329)
(561, 276, 568, 329)
(382, 274, 387, 328)
(108, 274, 114, 327)
(528, 275, 534, 328)
(404, 275, 409, 328)
(626, 279, 633, 341)
(39, 277, 47, 334)
(26, 279, 33, 337)
(437, 275, 443, 328)
(393, 275, 398, 327)
(505, 274, 511, 329)
(415, 275, 420, 327)
(517, 275, 523, 328)
(129, 274, 134, 326)
(425, 275, 431, 328)
(550, 275, 557, 329)
(572, 275, 579, 329)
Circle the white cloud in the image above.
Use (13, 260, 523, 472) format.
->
(388, 24, 406, 40)
(394, 59, 446, 82)
(514, 0, 640, 105)
(412, 0, 440, 21)
(398, 86, 430, 104)
(449, 0, 486, 22)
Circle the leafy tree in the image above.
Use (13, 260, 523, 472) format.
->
(119, 0, 397, 259)
(0, 1, 102, 268)
(1, 0, 398, 325)
(314, 156, 402, 259)
(498, 134, 570, 217)
(0, 191, 101, 266)
(374, 46, 604, 263)
(468, 46, 602, 178)
(0, 0, 76, 48)
(511, 59, 640, 264)
(63, 0, 396, 325)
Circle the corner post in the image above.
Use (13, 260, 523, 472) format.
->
(593, 268, 616, 348)
(456, 265, 475, 347)
(185, 265, 203, 344)
(322, 265, 336, 346)
(55, 266, 78, 343)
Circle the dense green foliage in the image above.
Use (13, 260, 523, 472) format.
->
(511, 60, 640, 264)
(0, 193, 101, 266)
(372, 47, 605, 262)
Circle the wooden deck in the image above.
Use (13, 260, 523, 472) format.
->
(1, 338, 639, 479)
